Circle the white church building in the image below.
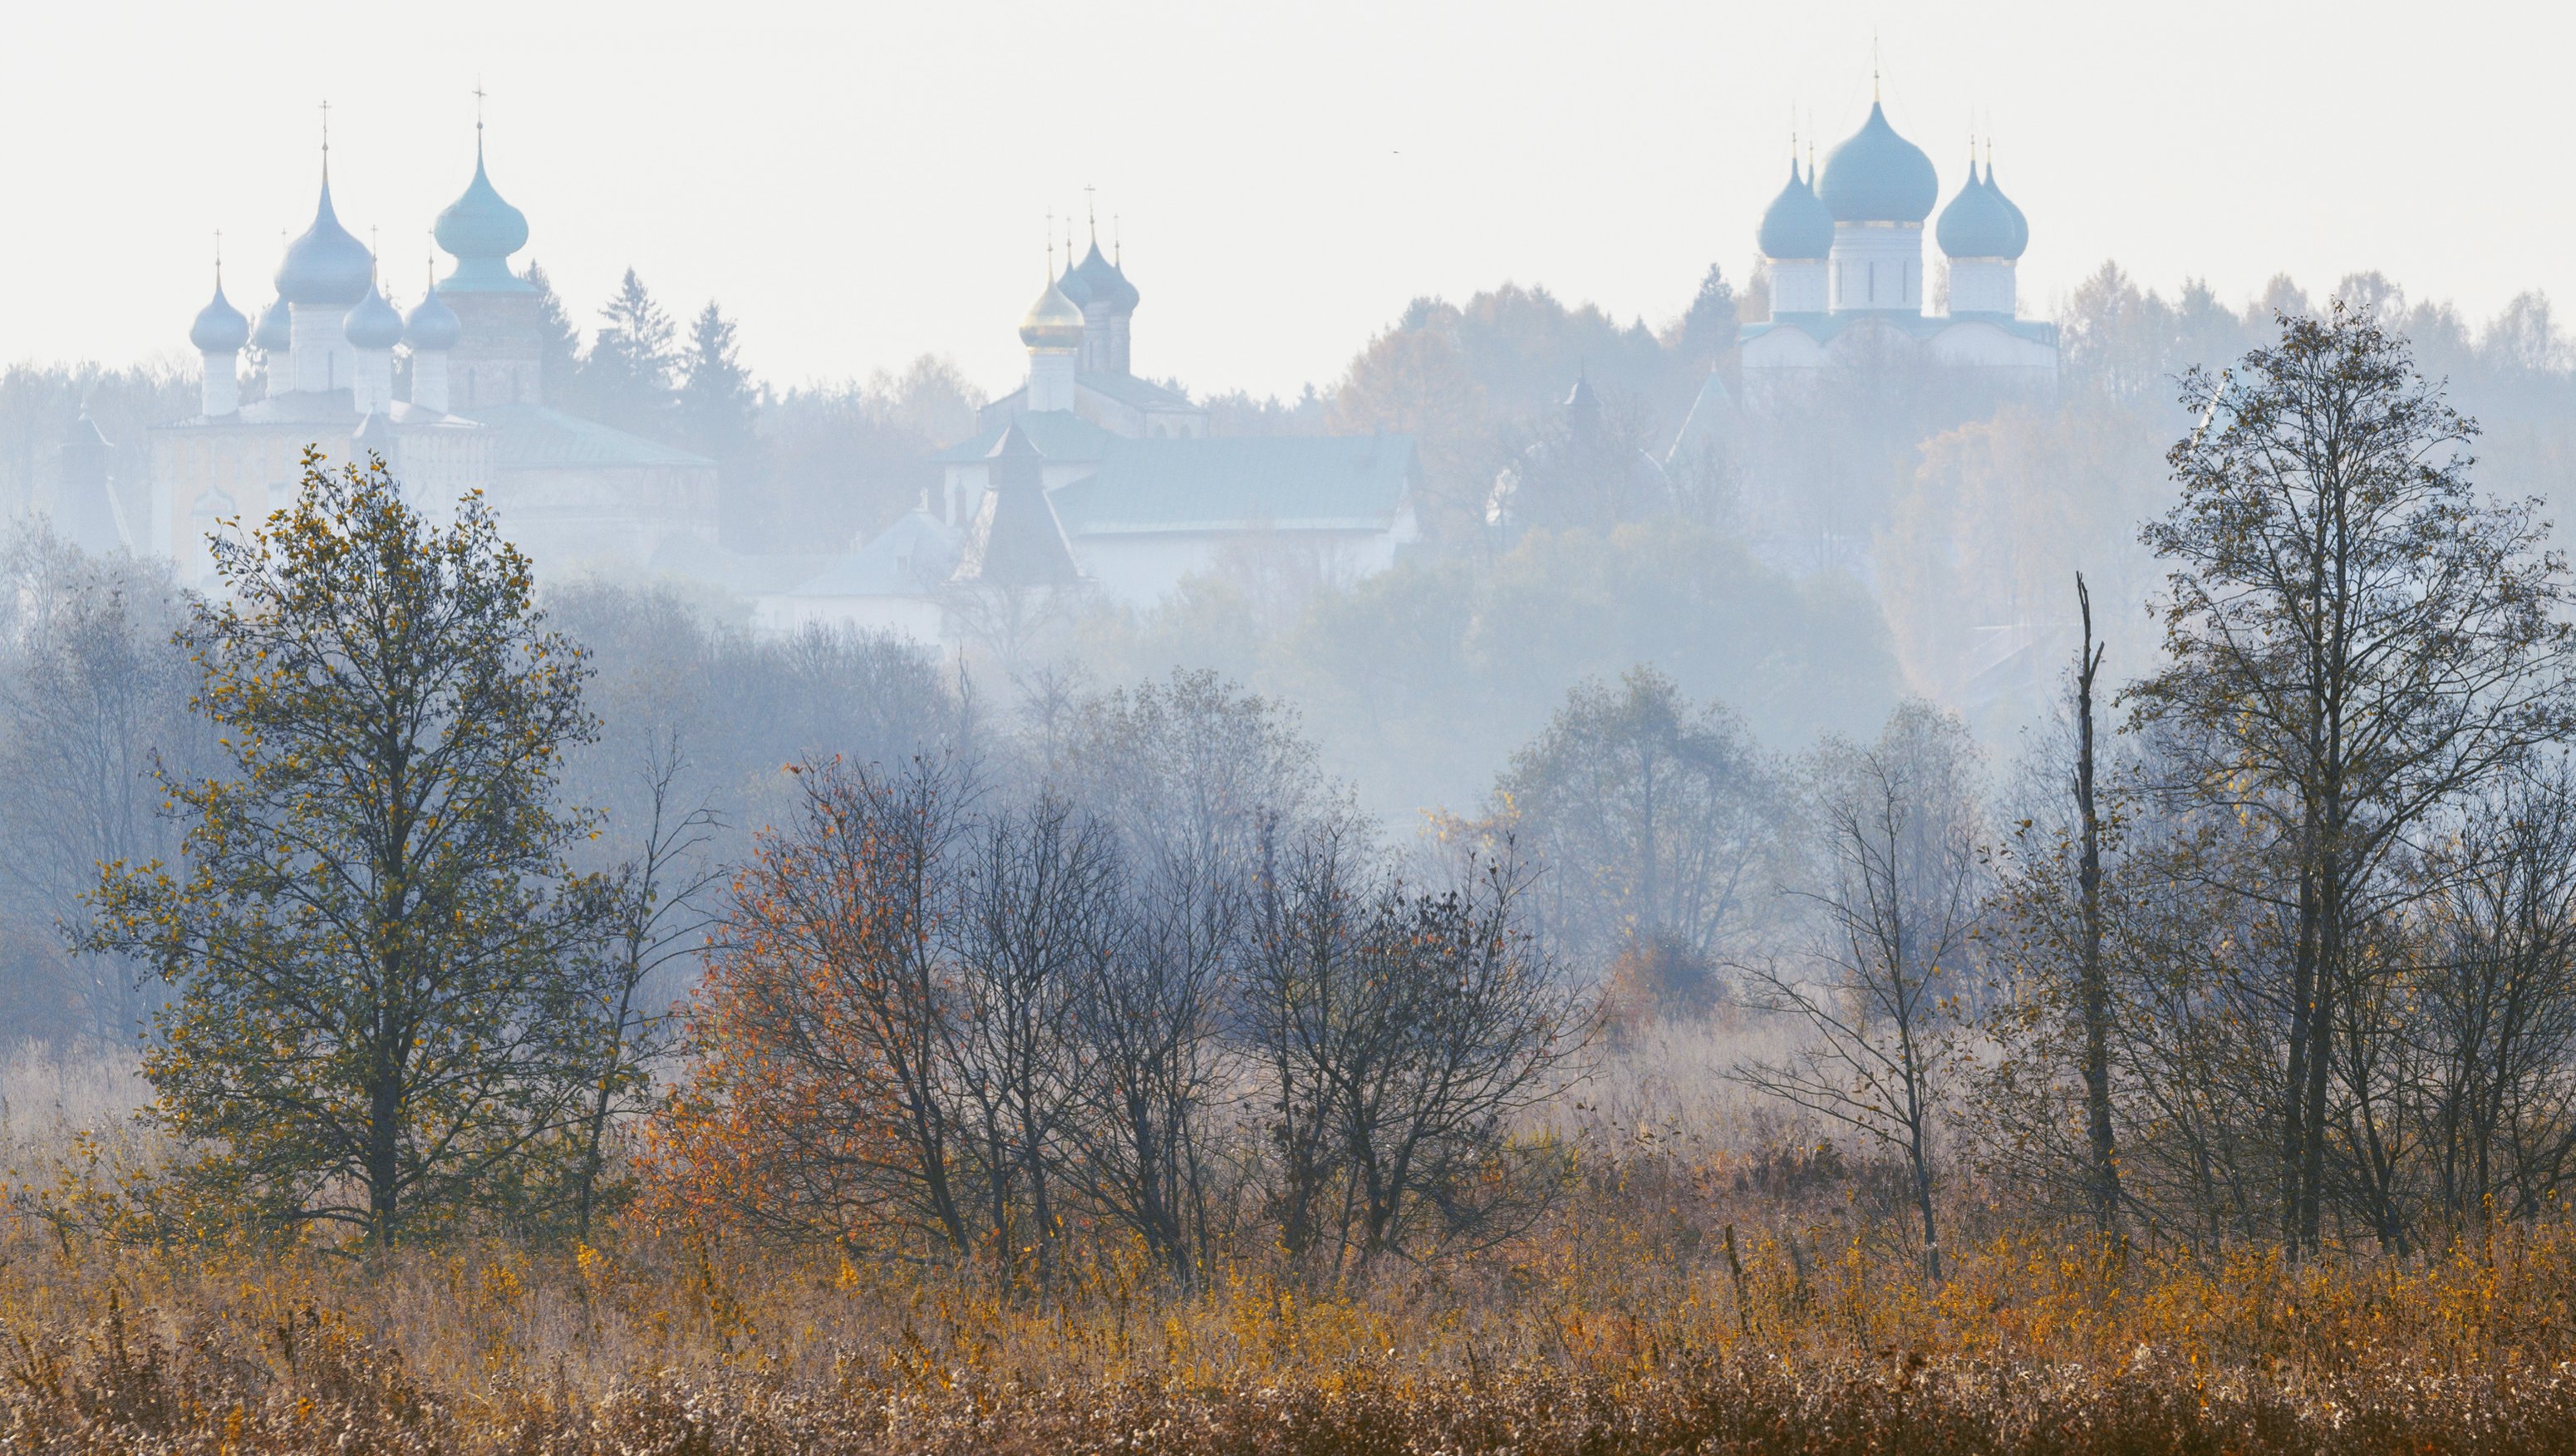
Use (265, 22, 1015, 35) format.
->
(755, 231, 1419, 636)
(1740, 98, 2057, 393)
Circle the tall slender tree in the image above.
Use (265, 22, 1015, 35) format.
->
(2128, 304, 2576, 1256)
(85, 450, 612, 1246)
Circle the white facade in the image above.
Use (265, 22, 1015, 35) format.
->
(1827, 223, 1924, 312)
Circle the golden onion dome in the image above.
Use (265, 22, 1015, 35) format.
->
(1019, 279, 1087, 351)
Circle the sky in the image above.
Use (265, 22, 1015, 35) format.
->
(2, 0, 2562, 402)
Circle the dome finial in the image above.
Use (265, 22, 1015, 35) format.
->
(1871, 33, 1881, 102)
(1085, 183, 1097, 243)
(213, 229, 223, 290)
(318, 98, 331, 183)
(1113, 213, 1122, 267)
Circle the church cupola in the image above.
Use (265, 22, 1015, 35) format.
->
(434, 103, 545, 409)
(1939, 146, 2028, 317)
(404, 275, 461, 414)
(1020, 248, 1086, 413)
(277, 147, 374, 394)
(1757, 157, 1833, 315)
(189, 264, 249, 416)
(1817, 94, 1937, 314)
(434, 134, 533, 294)
(252, 295, 292, 357)
(344, 272, 403, 415)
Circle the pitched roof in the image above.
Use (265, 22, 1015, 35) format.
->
(1049, 434, 1415, 536)
(458, 404, 713, 470)
(781, 510, 962, 598)
(931, 408, 1117, 464)
(1075, 370, 1194, 411)
(954, 425, 1084, 588)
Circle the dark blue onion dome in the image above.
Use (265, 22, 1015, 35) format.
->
(252, 296, 292, 353)
(344, 280, 405, 349)
(1757, 160, 1834, 260)
(404, 284, 461, 350)
(276, 180, 374, 307)
(435, 140, 533, 292)
(1055, 255, 1096, 308)
(1986, 163, 2029, 258)
(1816, 101, 1939, 224)
(1935, 160, 2018, 259)
(1104, 253, 1140, 312)
(1070, 239, 1135, 312)
(189, 280, 250, 352)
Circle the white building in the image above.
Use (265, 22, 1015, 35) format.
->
(757, 233, 1418, 635)
(151, 130, 716, 584)
(1739, 101, 2057, 395)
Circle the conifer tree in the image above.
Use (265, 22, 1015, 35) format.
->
(675, 301, 756, 462)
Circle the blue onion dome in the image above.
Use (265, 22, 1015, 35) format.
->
(1985, 163, 2029, 258)
(1069, 240, 1133, 312)
(1020, 278, 1087, 349)
(404, 285, 461, 350)
(276, 181, 374, 306)
(252, 296, 292, 353)
(1055, 257, 1096, 308)
(1935, 162, 2018, 259)
(1757, 160, 1834, 260)
(435, 142, 533, 292)
(189, 282, 250, 352)
(1816, 102, 1939, 224)
(344, 281, 405, 349)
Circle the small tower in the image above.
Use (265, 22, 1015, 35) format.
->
(433, 95, 541, 407)
(1816, 98, 1938, 314)
(189, 257, 250, 416)
(274, 119, 375, 393)
(952, 422, 1080, 589)
(1020, 251, 1086, 414)
(1756, 157, 1833, 316)
(344, 268, 405, 416)
(406, 271, 462, 414)
(1937, 148, 2026, 317)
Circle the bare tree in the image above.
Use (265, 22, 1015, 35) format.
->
(2129, 304, 2576, 1255)
(573, 735, 722, 1239)
(1737, 701, 1984, 1279)
(1249, 825, 1590, 1276)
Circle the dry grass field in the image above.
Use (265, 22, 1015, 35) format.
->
(6, 1030, 2576, 1454)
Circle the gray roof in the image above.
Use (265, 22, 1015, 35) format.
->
(1075, 370, 1194, 411)
(777, 510, 961, 598)
(1740, 312, 2060, 348)
(932, 408, 1117, 464)
(1666, 369, 1734, 465)
(644, 533, 840, 595)
(458, 404, 713, 470)
(954, 423, 1083, 588)
(160, 391, 478, 432)
(1050, 434, 1415, 536)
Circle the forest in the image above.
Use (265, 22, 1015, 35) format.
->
(8, 272, 2576, 1453)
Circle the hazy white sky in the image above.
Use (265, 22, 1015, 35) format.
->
(2, 1, 2558, 401)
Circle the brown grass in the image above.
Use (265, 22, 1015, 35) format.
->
(7, 1031, 2576, 1453)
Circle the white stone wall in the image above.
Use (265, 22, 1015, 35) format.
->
(1027, 349, 1078, 412)
(289, 304, 355, 393)
(412, 352, 450, 414)
(1946, 259, 2016, 316)
(199, 350, 239, 416)
(1827, 224, 1925, 313)
(1769, 258, 1828, 315)
(351, 349, 396, 416)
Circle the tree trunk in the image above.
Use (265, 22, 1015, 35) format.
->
(2073, 574, 2121, 1236)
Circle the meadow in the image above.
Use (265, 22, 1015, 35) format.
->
(7, 1029, 2574, 1455)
